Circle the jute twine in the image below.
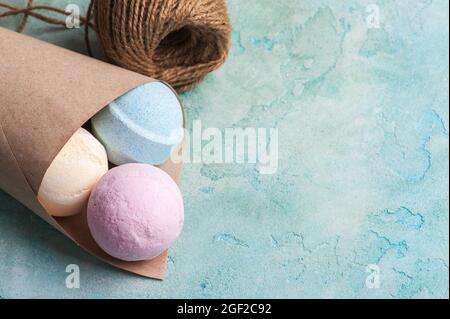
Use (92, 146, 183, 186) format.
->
(0, 0, 231, 92)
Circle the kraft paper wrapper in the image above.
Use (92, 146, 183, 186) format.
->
(0, 27, 183, 279)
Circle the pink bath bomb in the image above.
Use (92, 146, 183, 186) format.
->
(87, 163, 184, 261)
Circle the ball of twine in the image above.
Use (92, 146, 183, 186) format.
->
(0, 0, 232, 93)
(91, 0, 231, 92)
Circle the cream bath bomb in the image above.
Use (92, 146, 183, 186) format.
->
(38, 128, 108, 217)
(87, 163, 184, 261)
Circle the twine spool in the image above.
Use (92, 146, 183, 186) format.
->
(0, 0, 232, 92)
(92, 0, 231, 92)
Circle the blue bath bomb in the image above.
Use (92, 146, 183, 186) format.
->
(91, 81, 184, 165)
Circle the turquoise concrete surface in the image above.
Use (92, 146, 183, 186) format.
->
(0, 0, 448, 298)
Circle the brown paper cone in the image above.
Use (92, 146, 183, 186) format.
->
(0, 27, 183, 279)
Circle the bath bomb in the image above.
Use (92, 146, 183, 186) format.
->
(91, 81, 184, 166)
(38, 128, 109, 217)
(87, 163, 184, 261)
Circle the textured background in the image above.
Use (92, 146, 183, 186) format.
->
(0, 0, 448, 298)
